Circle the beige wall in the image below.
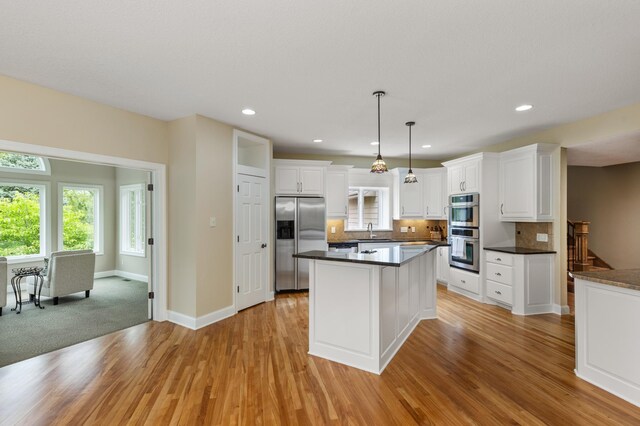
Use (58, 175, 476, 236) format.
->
(0, 75, 168, 164)
(274, 152, 442, 169)
(194, 115, 234, 316)
(568, 162, 640, 270)
(115, 167, 150, 277)
(167, 116, 197, 317)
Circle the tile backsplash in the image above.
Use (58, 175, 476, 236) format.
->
(327, 219, 447, 242)
(515, 222, 554, 250)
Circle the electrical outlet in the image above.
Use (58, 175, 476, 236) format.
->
(536, 233, 548, 242)
(331, 226, 336, 234)
(411, 227, 416, 232)
(400, 226, 408, 233)
(209, 217, 216, 227)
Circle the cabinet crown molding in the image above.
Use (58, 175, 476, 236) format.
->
(442, 152, 498, 168)
(272, 159, 332, 167)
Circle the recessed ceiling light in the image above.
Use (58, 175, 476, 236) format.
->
(242, 108, 256, 115)
(421, 144, 432, 149)
(370, 141, 379, 146)
(313, 139, 323, 143)
(515, 104, 533, 112)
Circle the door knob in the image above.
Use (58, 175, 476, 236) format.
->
(261, 243, 267, 248)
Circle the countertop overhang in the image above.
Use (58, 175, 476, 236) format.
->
(294, 243, 444, 267)
(571, 269, 640, 291)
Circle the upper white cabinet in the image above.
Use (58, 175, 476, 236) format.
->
(392, 168, 424, 219)
(499, 143, 556, 222)
(423, 168, 447, 219)
(274, 160, 330, 196)
(326, 165, 351, 218)
(446, 158, 479, 195)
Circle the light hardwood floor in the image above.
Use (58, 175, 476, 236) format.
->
(1, 286, 638, 425)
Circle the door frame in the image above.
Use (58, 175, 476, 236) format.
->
(232, 129, 273, 313)
(0, 138, 168, 322)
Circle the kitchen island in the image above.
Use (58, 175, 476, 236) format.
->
(294, 244, 440, 374)
(572, 269, 640, 407)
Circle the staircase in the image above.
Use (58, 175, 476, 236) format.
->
(567, 220, 613, 293)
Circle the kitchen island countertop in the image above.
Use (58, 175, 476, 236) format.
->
(571, 269, 640, 291)
(294, 243, 445, 267)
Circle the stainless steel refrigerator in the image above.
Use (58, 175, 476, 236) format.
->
(275, 197, 327, 291)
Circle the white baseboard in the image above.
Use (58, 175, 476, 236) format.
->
(94, 270, 116, 279)
(553, 304, 570, 315)
(93, 270, 149, 283)
(168, 305, 236, 330)
(115, 270, 148, 283)
(267, 291, 275, 301)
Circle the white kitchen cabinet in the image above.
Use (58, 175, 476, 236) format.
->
(449, 267, 480, 296)
(499, 143, 556, 222)
(484, 249, 555, 315)
(273, 160, 330, 196)
(436, 246, 450, 284)
(423, 168, 447, 219)
(326, 166, 351, 218)
(392, 168, 424, 219)
(446, 158, 479, 195)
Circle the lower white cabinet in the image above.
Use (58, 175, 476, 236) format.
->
(436, 246, 449, 284)
(449, 267, 480, 295)
(484, 250, 554, 315)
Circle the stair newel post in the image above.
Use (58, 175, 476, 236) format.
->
(573, 221, 590, 271)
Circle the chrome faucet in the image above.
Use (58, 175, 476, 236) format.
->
(367, 222, 376, 239)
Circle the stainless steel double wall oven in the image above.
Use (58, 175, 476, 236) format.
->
(449, 193, 480, 272)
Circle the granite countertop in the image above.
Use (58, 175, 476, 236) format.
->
(294, 244, 441, 267)
(329, 239, 448, 245)
(484, 246, 557, 255)
(571, 269, 640, 291)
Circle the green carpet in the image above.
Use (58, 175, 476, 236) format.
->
(0, 277, 148, 367)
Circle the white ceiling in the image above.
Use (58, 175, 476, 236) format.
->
(567, 133, 640, 167)
(1, 1, 640, 160)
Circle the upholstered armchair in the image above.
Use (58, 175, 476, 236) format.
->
(28, 250, 96, 305)
(0, 257, 7, 316)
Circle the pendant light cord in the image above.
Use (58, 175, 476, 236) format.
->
(377, 93, 381, 156)
(408, 124, 412, 170)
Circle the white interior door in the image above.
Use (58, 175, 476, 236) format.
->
(236, 174, 268, 310)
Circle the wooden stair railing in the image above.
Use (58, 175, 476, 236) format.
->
(572, 221, 591, 272)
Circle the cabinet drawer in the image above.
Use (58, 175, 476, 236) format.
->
(485, 251, 513, 266)
(486, 262, 513, 286)
(487, 280, 513, 306)
(450, 268, 479, 294)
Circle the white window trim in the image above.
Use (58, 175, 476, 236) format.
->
(0, 179, 50, 262)
(57, 183, 104, 255)
(119, 183, 146, 257)
(0, 155, 51, 176)
(345, 186, 391, 231)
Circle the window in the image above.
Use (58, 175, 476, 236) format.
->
(59, 184, 103, 253)
(120, 184, 146, 256)
(346, 187, 390, 230)
(0, 182, 47, 258)
(0, 152, 50, 175)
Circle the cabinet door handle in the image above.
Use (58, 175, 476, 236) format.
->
(496, 257, 502, 261)
(461, 279, 466, 284)
(345, 206, 347, 215)
(299, 182, 303, 192)
(500, 203, 504, 215)
(463, 181, 466, 191)
(495, 290, 502, 295)
(459, 182, 463, 191)
(426, 206, 429, 215)
(495, 272, 502, 276)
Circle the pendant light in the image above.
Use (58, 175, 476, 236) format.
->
(370, 91, 388, 173)
(404, 121, 418, 183)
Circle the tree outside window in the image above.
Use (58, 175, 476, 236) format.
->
(0, 184, 45, 257)
(60, 185, 101, 252)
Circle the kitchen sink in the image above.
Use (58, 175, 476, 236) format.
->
(356, 238, 393, 242)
